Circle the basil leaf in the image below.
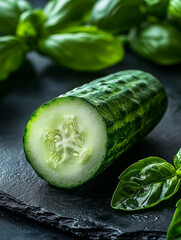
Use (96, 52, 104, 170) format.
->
(168, 0, 181, 24)
(43, 0, 95, 34)
(90, 0, 147, 34)
(38, 29, 124, 71)
(0, 36, 26, 81)
(0, 0, 31, 35)
(167, 199, 181, 240)
(174, 149, 181, 170)
(144, 0, 169, 18)
(111, 157, 181, 211)
(16, 9, 45, 50)
(128, 22, 181, 65)
(54, 25, 101, 34)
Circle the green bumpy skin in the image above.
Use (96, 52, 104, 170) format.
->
(62, 70, 168, 174)
(24, 70, 168, 188)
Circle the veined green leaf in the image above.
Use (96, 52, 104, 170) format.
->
(128, 22, 181, 65)
(167, 199, 181, 240)
(43, 0, 95, 34)
(0, 0, 31, 35)
(168, 0, 181, 23)
(111, 157, 180, 211)
(174, 149, 181, 171)
(90, 0, 147, 34)
(0, 36, 26, 81)
(38, 29, 124, 71)
(16, 9, 45, 50)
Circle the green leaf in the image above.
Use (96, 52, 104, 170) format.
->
(144, 0, 169, 18)
(0, 0, 31, 35)
(16, 9, 45, 50)
(54, 25, 101, 34)
(174, 149, 181, 171)
(38, 27, 124, 71)
(168, 0, 181, 24)
(128, 22, 181, 65)
(90, 0, 147, 34)
(0, 36, 26, 81)
(111, 157, 181, 211)
(167, 199, 181, 240)
(43, 0, 95, 34)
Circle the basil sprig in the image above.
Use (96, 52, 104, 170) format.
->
(167, 199, 181, 240)
(1, 0, 181, 81)
(0, 0, 125, 80)
(111, 149, 181, 211)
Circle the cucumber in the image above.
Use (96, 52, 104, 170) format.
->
(23, 70, 168, 188)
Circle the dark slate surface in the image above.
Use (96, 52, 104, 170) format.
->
(0, 0, 181, 239)
(0, 49, 181, 240)
(0, 207, 77, 240)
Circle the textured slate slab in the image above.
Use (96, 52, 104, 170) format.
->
(0, 207, 76, 240)
(0, 49, 181, 239)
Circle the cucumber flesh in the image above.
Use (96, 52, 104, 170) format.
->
(24, 97, 107, 188)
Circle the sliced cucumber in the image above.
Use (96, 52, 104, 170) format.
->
(24, 70, 168, 188)
(24, 97, 107, 188)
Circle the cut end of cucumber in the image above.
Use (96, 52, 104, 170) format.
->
(24, 97, 107, 188)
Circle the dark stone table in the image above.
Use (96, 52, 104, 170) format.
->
(0, 207, 77, 240)
(0, 0, 181, 239)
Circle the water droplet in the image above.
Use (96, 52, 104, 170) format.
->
(153, 217, 158, 222)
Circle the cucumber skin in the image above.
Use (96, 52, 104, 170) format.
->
(24, 70, 168, 188)
(62, 70, 168, 177)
